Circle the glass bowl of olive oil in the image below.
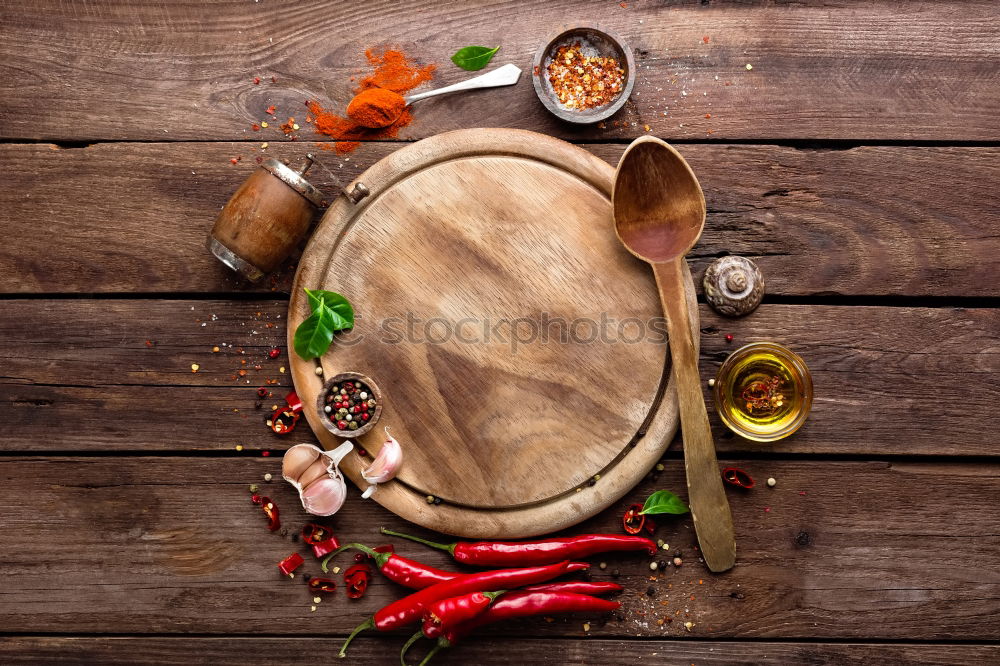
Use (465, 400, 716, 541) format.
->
(713, 342, 813, 442)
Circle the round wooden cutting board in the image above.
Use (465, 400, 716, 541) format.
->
(289, 129, 698, 538)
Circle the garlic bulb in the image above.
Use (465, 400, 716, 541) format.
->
(360, 430, 403, 499)
(281, 442, 354, 516)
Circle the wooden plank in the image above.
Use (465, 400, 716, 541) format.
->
(2, 300, 996, 457)
(1, 1, 998, 142)
(1, 637, 996, 665)
(3, 142, 998, 296)
(0, 457, 997, 639)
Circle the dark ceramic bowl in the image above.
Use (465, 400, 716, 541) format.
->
(316, 372, 383, 438)
(532, 25, 636, 124)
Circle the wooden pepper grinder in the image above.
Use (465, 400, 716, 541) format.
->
(207, 154, 370, 282)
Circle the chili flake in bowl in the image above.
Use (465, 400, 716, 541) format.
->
(316, 372, 382, 438)
(532, 26, 635, 124)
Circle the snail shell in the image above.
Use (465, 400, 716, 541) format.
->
(703, 256, 764, 317)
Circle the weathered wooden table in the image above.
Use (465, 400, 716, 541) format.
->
(2, 1, 998, 663)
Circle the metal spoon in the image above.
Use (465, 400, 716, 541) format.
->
(352, 64, 523, 129)
(405, 63, 522, 104)
(612, 135, 736, 573)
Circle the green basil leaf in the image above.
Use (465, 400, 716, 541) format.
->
(294, 301, 336, 360)
(639, 490, 689, 515)
(304, 288, 354, 331)
(451, 45, 500, 71)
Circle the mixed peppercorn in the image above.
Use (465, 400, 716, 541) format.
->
(323, 379, 376, 431)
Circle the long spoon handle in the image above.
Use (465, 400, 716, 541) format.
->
(654, 258, 736, 572)
(404, 64, 522, 104)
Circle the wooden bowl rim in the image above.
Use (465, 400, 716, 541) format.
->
(315, 371, 383, 438)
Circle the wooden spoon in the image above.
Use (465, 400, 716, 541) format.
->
(612, 136, 736, 573)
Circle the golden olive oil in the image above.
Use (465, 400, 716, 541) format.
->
(714, 343, 812, 441)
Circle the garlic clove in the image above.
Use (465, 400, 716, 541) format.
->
(361, 431, 403, 498)
(301, 477, 347, 516)
(297, 458, 331, 488)
(282, 443, 320, 481)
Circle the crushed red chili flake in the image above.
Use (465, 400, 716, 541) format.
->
(703, 36, 710, 44)
(262, 450, 271, 457)
(265, 105, 276, 115)
(251, 124, 260, 131)
(230, 157, 241, 165)
(271, 75, 278, 83)
(546, 42, 625, 110)
(253, 77, 261, 85)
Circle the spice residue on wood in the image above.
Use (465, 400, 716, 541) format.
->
(310, 48, 435, 154)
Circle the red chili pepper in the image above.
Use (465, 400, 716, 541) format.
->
(403, 591, 620, 664)
(722, 467, 755, 489)
(381, 528, 657, 567)
(338, 560, 584, 657)
(269, 406, 300, 435)
(285, 390, 302, 413)
(258, 497, 280, 531)
(301, 523, 340, 558)
(344, 563, 371, 599)
(323, 543, 457, 588)
(256, 387, 269, 398)
(522, 581, 622, 595)
(308, 576, 337, 594)
(421, 590, 504, 639)
(277, 552, 303, 577)
(622, 503, 645, 534)
(321, 545, 607, 593)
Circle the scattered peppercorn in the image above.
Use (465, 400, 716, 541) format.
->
(269, 347, 281, 359)
(767, 477, 777, 487)
(645, 586, 656, 596)
(649, 561, 658, 571)
(725, 334, 734, 343)
(673, 557, 683, 567)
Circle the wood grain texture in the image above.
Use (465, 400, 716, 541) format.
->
(1, 637, 996, 666)
(0, 456, 997, 639)
(1, 1, 998, 141)
(1, 300, 996, 457)
(290, 128, 699, 537)
(2, 142, 997, 296)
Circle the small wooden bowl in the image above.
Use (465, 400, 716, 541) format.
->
(532, 25, 636, 124)
(316, 372, 383, 438)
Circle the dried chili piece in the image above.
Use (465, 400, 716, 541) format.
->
(258, 497, 280, 531)
(722, 467, 755, 489)
(269, 406, 300, 435)
(302, 523, 340, 558)
(285, 391, 303, 413)
(278, 552, 304, 576)
(622, 503, 646, 535)
(344, 563, 372, 599)
(308, 576, 337, 594)
(269, 391, 305, 435)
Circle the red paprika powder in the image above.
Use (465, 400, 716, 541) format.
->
(310, 47, 435, 154)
